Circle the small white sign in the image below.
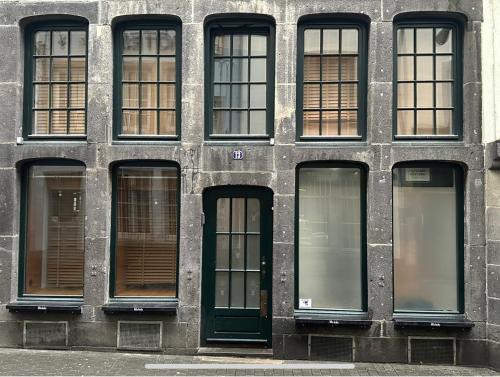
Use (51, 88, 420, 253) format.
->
(405, 167, 430, 182)
(299, 298, 312, 309)
(232, 150, 244, 160)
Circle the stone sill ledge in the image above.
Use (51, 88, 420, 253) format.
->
(7, 301, 82, 314)
(101, 301, 178, 314)
(294, 310, 372, 327)
(393, 315, 474, 329)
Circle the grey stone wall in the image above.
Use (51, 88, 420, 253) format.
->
(0, 0, 490, 367)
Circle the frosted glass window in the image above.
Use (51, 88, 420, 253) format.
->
(393, 165, 461, 312)
(298, 166, 363, 310)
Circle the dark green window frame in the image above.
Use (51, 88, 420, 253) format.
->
(18, 159, 86, 300)
(393, 19, 463, 140)
(23, 20, 89, 140)
(391, 161, 465, 315)
(113, 20, 182, 140)
(296, 19, 368, 141)
(204, 17, 276, 139)
(294, 161, 368, 313)
(109, 161, 181, 301)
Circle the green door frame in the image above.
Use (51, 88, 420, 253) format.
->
(201, 185, 273, 347)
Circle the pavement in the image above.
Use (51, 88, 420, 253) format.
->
(0, 348, 498, 376)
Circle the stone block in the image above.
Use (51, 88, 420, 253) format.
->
(182, 23, 203, 86)
(283, 334, 308, 360)
(186, 323, 199, 349)
(0, 2, 99, 25)
(272, 243, 294, 318)
(456, 339, 488, 366)
(69, 321, 116, 348)
(464, 21, 481, 85)
(85, 169, 110, 239)
(273, 195, 294, 244)
(367, 244, 393, 320)
(382, 0, 483, 22)
(275, 83, 296, 145)
(368, 22, 393, 84)
(367, 171, 392, 245)
(356, 337, 407, 363)
(14, 143, 97, 169)
(487, 298, 500, 326)
(488, 265, 500, 300)
(487, 208, 500, 242)
(105, 145, 181, 165)
(87, 84, 112, 144)
(486, 171, 500, 207)
(105, 1, 191, 25)
(276, 169, 295, 195)
(487, 324, 500, 343)
(488, 241, 500, 265)
(463, 82, 482, 145)
(466, 246, 486, 321)
(0, 236, 14, 304)
(272, 334, 285, 359)
(181, 84, 204, 144)
(369, 82, 393, 144)
(0, 169, 16, 235)
(467, 170, 485, 247)
(290, 0, 381, 23)
(0, 83, 20, 143)
(202, 145, 274, 172)
(276, 23, 295, 85)
(83, 237, 108, 307)
(164, 322, 187, 348)
(0, 320, 22, 347)
(88, 25, 112, 85)
(489, 340, 500, 371)
(193, 0, 285, 24)
(0, 27, 19, 83)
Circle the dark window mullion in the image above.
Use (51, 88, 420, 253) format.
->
(229, 34, 234, 134)
(156, 29, 160, 135)
(319, 29, 323, 136)
(138, 30, 143, 135)
(48, 31, 53, 134)
(338, 28, 342, 136)
(413, 28, 417, 135)
(243, 198, 248, 308)
(432, 27, 437, 135)
(247, 33, 251, 134)
(66, 32, 71, 134)
(228, 198, 233, 308)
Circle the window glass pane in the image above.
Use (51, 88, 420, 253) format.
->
(69, 110, 85, 134)
(436, 83, 452, 108)
(141, 110, 157, 134)
(435, 28, 452, 54)
(341, 29, 358, 54)
(298, 167, 362, 310)
(25, 165, 85, 296)
(34, 84, 49, 108)
(322, 56, 339, 81)
(70, 31, 86, 55)
(141, 30, 158, 55)
(232, 58, 248, 82)
(159, 84, 176, 109)
(122, 110, 139, 134)
(159, 30, 176, 55)
(393, 165, 459, 311)
(141, 57, 158, 81)
(323, 29, 339, 54)
(70, 57, 86, 81)
(436, 110, 453, 135)
(322, 84, 338, 109)
(322, 111, 339, 136)
(233, 34, 248, 56)
(397, 110, 414, 135)
(340, 83, 357, 109)
(123, 57, 139, 81)
(123, 30, 140, 54)
(231, 84, 248, 108)
(51, 84, 68, 108)
(250, 84, 266, 108)
(304, 29, 320, 54)
(213, 110, 230, 134)
(35, 58, 50, 81)
(250, 58, 266, 82)
(214, 84, 230, 108)
(215, 272, 229, 307)
(304, 56, 321, 81)
(416, 83, 433, 108)
(340, 111, 358, 135)
(340, 56, 358, 81)
(33, 111, 49, 134)
(397, 28, 414, 54)
(123, 84, 139, 107)
(52, 31, 68, 55)
(69, 84, 86, 108)
(52, 58, 68, 81)
(304, 84, 320, 109)
(398, 83, 414, 108)
(115, 166, 178, 297)
(140, 84, 157, 108)
(416, 110, 433, 134)
(214, 35, 231, 56)
(416, 28, 433, 53)
(34, 31, 50, 55)
(303, 111, 320, 136)
(251, 35, 266, 55)
(397, 56, 414, 81)
(436, 55, 452, 80)
(231, 111, 247, 133)
(249, 111, 266, 134)
(159, 110, 175, 135)
(416, 56, 433, 80)
(51, 111, 67, 134)
(159, 57, 175, 81)
(214, 58, 230, 82)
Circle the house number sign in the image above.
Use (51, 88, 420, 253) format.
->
(232, 150, 244, 160)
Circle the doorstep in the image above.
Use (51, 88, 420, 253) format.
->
(197, 347, 274, 358)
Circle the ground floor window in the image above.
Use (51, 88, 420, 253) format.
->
(296, 163, 366, 311)
(22, 162, 85, 297)
(393, 162, 463, 312)
(111, 163, 179, 297)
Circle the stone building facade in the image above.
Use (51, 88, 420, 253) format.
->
(0, 0, 495, 369)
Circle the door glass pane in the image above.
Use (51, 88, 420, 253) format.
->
(114, 166, 178, 297)
(217, 198, 230, 232)
(246, 272, 260, 308)
(247, 199, 260, 232)
(246, 235, 260, 270)
(393, 165, 459, 311)
(231, 235, 245, 269)
(230, 272, 245, 307)
(215, 271, 229, 307)
(216, 235, 229, 269)
(231, 198, 245, 232)
(25, 165, 85, 296)
(298, 167, 362, 310)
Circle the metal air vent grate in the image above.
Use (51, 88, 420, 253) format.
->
(117, 321, 162, 351)
(409, 338, 455, 365)
(24, 321, 68, 349)
(310, 336, 354, 361)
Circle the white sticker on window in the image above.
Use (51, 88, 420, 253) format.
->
(405, 168, 430, 182)
(299, 298, 312, 309)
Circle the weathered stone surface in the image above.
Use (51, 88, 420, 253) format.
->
(0, 2, 99, 25)
(487, 298, 500, 326)
(457, 339, 488, 366)
(0, 84, 20, 143)
(356, 337, 407, 363)
(0, 27, 19, 83)
(367, 245, 393, 320)
(382, 0, 483, 22)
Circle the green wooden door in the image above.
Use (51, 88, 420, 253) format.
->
(201, 186, 273, 346)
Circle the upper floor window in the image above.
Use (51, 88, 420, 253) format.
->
(20, 161, 86, 297)
(394, 21, 462, 138)
(113, 20, 181, 139)
(297, 20, 367, 140)
(23, 22, 88, 138)
(205, 17, 275, 139)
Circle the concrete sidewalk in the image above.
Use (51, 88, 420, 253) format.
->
(0, 348, 497, 376)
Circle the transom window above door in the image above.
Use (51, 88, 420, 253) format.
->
(205, 17, 275, 139)
(297, 20, 367, 140)
(114, 20, 181, 139)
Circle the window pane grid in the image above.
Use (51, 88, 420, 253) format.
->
(396, 26, 455, 136)
(120, 29, 176, 136)
(302, 27, 360, 137)
(212, 32, 268, 135)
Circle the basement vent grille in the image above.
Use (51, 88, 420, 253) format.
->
(117, 321, 162, 351)
(409, 338, 455, 365)
(310, 336, 353, 361)
(24, 321, 68, 349)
